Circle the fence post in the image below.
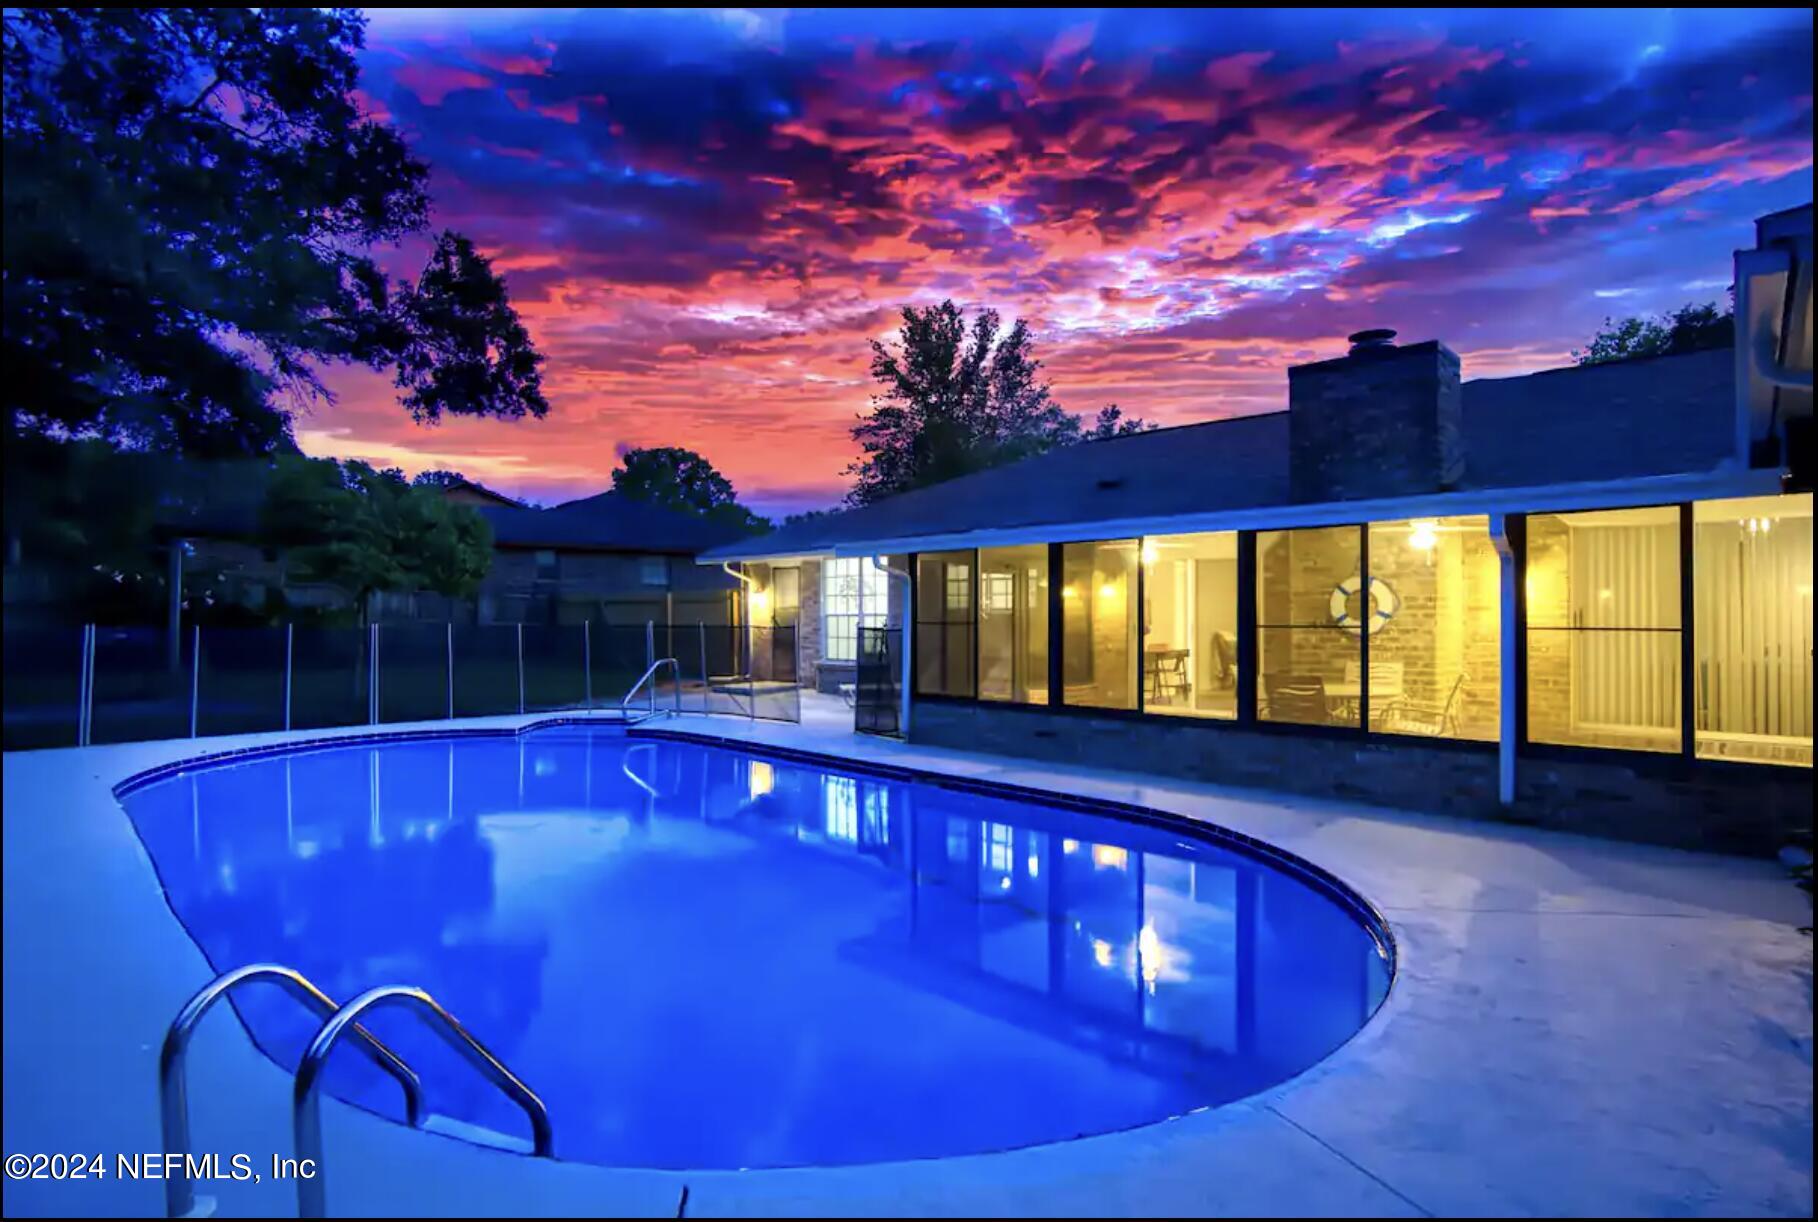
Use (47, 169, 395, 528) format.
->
(446, 623, 454, 720)
(583, 621, 592, 710)
(645, 620, 655, 668)
(78, 624, 95, 746)
(368, 623, 379, 725)
(698, 622, 708, 714)
(516, 623, 525, 715)
(189, 625, 201, 738)
(284, 624, 294, 732)
(749, 627, 757, 722)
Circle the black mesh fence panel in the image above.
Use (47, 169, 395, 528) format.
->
(855, 626, 901, 736)
(589, 624, 652, 710)
(196, 627, 287, 736)
(752, 626, 801, 722)
(290, 628, 368, 730)
(377, 624, 450, 723)
(90, 626, 195, 744)
(2, 626, 85, 749)
(522, 624, 588, 711)
(451, 625, 521, 717)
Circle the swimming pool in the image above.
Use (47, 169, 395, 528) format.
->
(119, 725, 1391, 1170)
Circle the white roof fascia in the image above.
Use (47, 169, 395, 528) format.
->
(825, 466, 1787, 558)
(693, 548, 836, 566)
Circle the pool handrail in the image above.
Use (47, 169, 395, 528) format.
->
(621, 656, 682, 718)
(159, 963, 425, 1219)
(293, 984, 554, 1219)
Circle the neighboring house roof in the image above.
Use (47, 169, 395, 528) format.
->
(481, 491, 754, 554)
(704, 346, 1749, 561)
(435, 477, 523, 508)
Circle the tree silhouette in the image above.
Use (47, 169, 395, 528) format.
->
(847, 301, 1149, 505)
(3, 8, 547, 461)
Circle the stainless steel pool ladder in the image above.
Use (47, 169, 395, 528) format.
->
(293, 985, 553, 1218)
(622, 656, 683, 720)
(161, 965, 553, 1219)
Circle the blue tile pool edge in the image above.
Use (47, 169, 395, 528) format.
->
(108, 715, 1398, 972)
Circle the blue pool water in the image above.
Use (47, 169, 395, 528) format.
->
(121, 727, 1390, 1169)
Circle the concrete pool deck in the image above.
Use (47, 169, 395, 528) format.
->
(3, 709, 1811, 1217)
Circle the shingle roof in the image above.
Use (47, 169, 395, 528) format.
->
(481, 491, 754, 554)
(704, 346, 1738, 559)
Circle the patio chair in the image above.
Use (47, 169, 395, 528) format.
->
(1342, 659, 1405, 698)
(1208, 631, 1235, 690)
(1263, 673, 1332, 724)
(1150, 650, 1190, 704)
(1378, 672, 1468, 737)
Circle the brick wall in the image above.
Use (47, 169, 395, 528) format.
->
(744, 557, 906, 694)
(799, 559, 824, 689)
(910, 700, 1809, 855)
(476, 549, 735, 627)
(1289, 340, 1464, 502)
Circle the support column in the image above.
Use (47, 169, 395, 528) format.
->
(898, 559, 912, 737)
(1489, 513, 1518, 807)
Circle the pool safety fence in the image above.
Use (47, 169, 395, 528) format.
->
(3, 622, 800, 750)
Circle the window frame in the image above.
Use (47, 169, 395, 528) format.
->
(1518, 500, 1689, 759)
(976, 542, 1052, 706)
(1688, 493, 1813, 766)
(1058, 537, 1143, 712)
(913, 550, 977, 698)
(821, 556, 889, 665)
(901, 496, 1811, 775)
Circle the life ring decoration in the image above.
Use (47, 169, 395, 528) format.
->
(1330, 575, 1399, 635)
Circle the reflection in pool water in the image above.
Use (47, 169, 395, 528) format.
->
(121, 727, 1390, 1170)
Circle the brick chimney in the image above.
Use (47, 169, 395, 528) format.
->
(1288, 330, 1464, 502)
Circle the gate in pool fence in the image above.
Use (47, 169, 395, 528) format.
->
(854, 626, 902, 737)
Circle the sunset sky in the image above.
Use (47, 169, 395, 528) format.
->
(302, 7, 1815, 517)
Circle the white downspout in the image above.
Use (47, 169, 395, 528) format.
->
(873, 555, 912, 738)
(1488, 513, 1517, 807)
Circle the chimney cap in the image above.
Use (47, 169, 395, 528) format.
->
(1347, 328, 1398, 354)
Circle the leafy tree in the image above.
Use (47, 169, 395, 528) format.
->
(611, 446, 770, 534)
(261, 455, 492, 619)
(411, 469, 469, 488)
(2, 8, 548, 463)
(847, 301, 1150, 505)
(1573, 300, 1734, 366)
(1084, 404, 1148, 440)
(779, 507, 837, 530)
(2, 435, 186, 621)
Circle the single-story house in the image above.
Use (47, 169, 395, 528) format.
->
(137, 480, 747, 631)
(467, 491, 746, 629)
(703, 203, 1813, 852)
